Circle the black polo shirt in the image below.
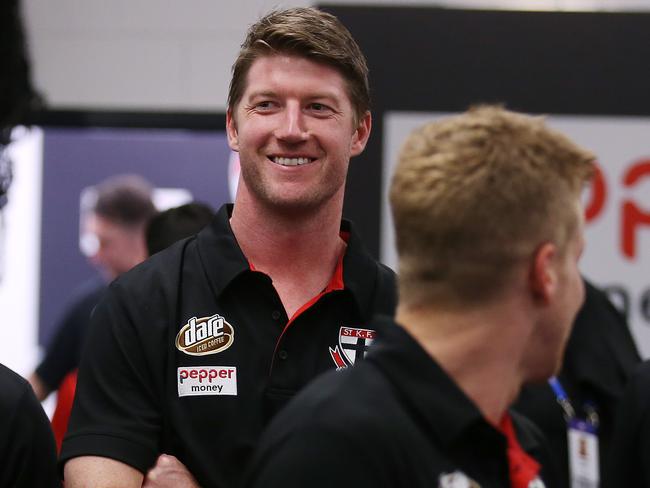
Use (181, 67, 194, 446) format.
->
(244, 316, 559, 488)
(602, 360, 650, 488)
(60, 204, 396, 488)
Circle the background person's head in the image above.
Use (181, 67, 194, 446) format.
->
(82, 174, 157, 280)
(145, 202, 214, 256)
(227, 7, 370, 127)
(390, 105, 595, 312)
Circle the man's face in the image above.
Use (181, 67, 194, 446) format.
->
(83, 214, 146, 280)
(226, 54, 371, 214)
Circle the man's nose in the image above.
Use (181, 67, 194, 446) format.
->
(275, 102, 308, 142)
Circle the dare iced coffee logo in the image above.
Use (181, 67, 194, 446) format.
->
(175, 314, 234, 356)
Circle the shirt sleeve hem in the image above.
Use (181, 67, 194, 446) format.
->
(59, 433, 157, 477)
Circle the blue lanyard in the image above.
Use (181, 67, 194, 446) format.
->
(548, 376, 576, 420)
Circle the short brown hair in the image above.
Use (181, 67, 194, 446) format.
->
(145, 202, 214, 255)
(390, 106, 595, 308)
(228, 7, 370, 124)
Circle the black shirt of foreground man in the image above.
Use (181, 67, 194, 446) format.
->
(60, 205, 396, 488)
(0, 364, 60, 487)
(244, 317, 558, 488)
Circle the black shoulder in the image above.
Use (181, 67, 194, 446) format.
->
(112, 235, 195, 298)
(246, 365, 402, 488)
(0, 364, 60, 487)
(0, 363, 30, 409)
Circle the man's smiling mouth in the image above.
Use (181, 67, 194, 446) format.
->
(271, 156, 315, 167)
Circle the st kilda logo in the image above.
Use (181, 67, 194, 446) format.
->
(175, 314, 234, 356)
(329, 326, 376, 370)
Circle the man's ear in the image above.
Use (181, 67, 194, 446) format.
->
(350, 111, 372, 157)
(529, 242, 559, 304)
(226, 108, 239, 152)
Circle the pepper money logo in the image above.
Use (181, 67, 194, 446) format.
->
(175, 314, 234, 356)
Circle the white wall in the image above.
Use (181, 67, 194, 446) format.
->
(21, 0, 650, 111)
(22, 0, 308, 111)
(0, 129, 43, 377)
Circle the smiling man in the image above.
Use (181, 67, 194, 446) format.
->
(60, 8, 396, 488)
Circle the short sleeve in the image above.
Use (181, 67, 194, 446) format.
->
(59, 281, 165, 474)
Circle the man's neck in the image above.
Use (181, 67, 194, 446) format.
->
(230, 194, 345, 318)
(396, 298, 531, 426)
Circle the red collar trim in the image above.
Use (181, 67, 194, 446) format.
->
(268, 233, 349, 373)
(287, 235, 347, 321)
(499, 413, 541, 488)
(323, 243, 345, 293)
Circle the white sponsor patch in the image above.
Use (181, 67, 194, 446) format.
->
(177, 366, 237, 397)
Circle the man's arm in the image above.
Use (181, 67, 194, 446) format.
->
(64, 456, 143, 488)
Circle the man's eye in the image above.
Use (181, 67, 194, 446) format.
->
(252, 101, 278, 112)
(308, 103, 335, 115)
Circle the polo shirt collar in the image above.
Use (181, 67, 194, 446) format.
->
(196, 205, 383, 318)
(340, 220, 387, 321)
(368, 317, 493, 447)
(196, 204, 251, 297)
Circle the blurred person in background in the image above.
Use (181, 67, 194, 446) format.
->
(146, 201, 214, 256)
(604, 358, 650, 487)
(28, 174, 157, 450)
